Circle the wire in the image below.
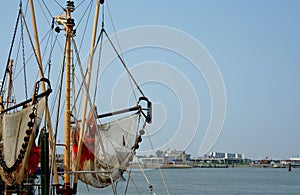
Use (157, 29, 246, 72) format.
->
(126, 166, 142, 195)
(53, 0, 64, 11)
(103, 29, 145, 97)
(1, 7, 21, 94)
(41, 0, 53, 18)
(38, 0, 53, 27)
(93, 30, 104, 103)
(70, 38, 89, 117)
(76, 0, 93, 29)
(77, 0, 93, 54)
(20, 13, 28, 99)
(106, 1, 138, 102)
(144, 126, 170, 195)
(49, 33, 67, 188)
(20, 11, 44, 79)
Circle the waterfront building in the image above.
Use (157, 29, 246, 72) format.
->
(132, 149, 191, 167)
(140, 157, 164, 165)
(280, 158, 300, 167)
(156, 150, 164, 158)
(209, 152, 245, 160)
(164, 149, 191, 164)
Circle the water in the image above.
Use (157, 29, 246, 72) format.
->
(77, 168, 300, 194)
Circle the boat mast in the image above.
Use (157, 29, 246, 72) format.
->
(54, 1, 76, 193)
(63, 1, 75, 192)
(73, 0, 103, 191)
(28, 0, 60, 189)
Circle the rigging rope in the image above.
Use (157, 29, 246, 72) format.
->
(77, 0, 93, 56)
(76, 0, 89, 9)
(93, 30, 104, 103)
(117, 166, 142, 194)
(43, 31, 61, 117)
(40, 30, 52, 79)
(91, 5, 106, 105)
(45, 31, 59, 80)
(21, 14, 28, 99)
(136, 155, 155, 192)
(20, 11, 44, 79)
(40, 0, 53, 19)
(0, 7, 21, 94)
(70, 38, 89, 118)
(76, 0, 93, 30)
(37, 0, 53, 27)
(49, 33, 67, 188)
(53, 0, 64, 11)
(103, 29, 145, 97)
(124, 116, 143, 195)
(105, 2, 138, 102)
(144, 126, 170, 195)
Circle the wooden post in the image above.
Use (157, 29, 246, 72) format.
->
(41, 129, 49, 195)
(28, 0, 59, 188)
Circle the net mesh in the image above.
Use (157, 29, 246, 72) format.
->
(72, 112, 140, 188)
(0, 98, 45, 185)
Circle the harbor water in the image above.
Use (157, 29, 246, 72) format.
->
(76, 167, 300, 194)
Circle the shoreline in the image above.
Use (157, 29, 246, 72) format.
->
(131, 163, 298, 169)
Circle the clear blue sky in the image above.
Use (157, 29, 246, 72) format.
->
(0, 1, 299, 159)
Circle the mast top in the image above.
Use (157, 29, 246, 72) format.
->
(66, 1, 75, 12)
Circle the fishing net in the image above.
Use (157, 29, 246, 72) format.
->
(72, 110, 142, 188)
(0, 98, 45, 185)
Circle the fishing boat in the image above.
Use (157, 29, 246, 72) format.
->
(0, 0, 155, 194)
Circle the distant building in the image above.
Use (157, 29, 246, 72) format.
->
(235, 153, 244, 159)
(210, 152, 225, 158)
(280, 158, 300, 167)
(140, 157, 163, 165)
(205, 151, 247, 165)
(226, 153, 236, 159)
(209, 152, 245, 160)
(132, 149, 191, 166)
(164, 149, 190, 164)
(156, 150, 164, 158)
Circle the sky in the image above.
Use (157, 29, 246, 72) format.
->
(0, 1, 299, 160)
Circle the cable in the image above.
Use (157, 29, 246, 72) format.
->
(144, 126, 170, 195)
(41, 0, 53, 19)
(93, 30, 104, 103)
(20, 11, 44, 79)
(53, 0, 64, 11)
(103, 29, 145, 97)
(126, 167, 142, 195)
(106, 1, 138, 102)
(20, 13, 28, 99)
(77, 1, 93, 55)
(1, 6, 21, 94)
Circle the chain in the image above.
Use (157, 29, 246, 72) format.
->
(0, 81, 41, 184)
